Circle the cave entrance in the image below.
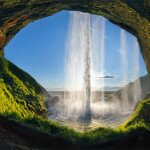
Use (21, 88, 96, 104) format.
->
(4, 11, 148, 131)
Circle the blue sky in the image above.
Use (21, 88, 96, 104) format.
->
(5, 11, 147, 90)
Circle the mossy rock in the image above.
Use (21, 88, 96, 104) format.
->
(0, 58, 50, 118)
(120, 93, 150, 129)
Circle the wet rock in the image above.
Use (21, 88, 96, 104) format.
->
(115, 74, 150, 106)
(45, 96, 60, 107)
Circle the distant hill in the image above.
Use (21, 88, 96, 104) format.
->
(115, 75, 150, 108)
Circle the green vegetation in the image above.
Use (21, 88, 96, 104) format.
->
(119, 95, 150, 130)
(0, 58, 48, 118)
(1, 110, 150, 149)
(0, 57, 150, 149)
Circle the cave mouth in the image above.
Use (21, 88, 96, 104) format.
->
(5, 10, 147, 131)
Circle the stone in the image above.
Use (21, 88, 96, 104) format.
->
(115, 74, 150, 107)
(45, 96, 60, 107)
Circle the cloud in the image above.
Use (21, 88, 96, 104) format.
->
(91, 70, 119, 79)
(94, 75, 115, 79)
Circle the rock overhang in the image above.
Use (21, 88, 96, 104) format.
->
(0, 0, 149, 72)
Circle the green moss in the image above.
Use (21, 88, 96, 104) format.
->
(119, 97, 150, 130)
(0, 49, 4, 57)
(0, 58, 48, 118)
(1, 111, 149, 149)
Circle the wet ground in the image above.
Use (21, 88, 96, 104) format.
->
(49, 113, 131, 131)
(48, 107, 132, 131)
(48, 91, 133, 131)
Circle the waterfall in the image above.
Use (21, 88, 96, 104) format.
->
(132, 37, 141, 105)
(64, 12, 91, 118)
(119, 29, 130, 112)
(99, 17, 106, 102)
(83, 14, 91, 117)
(62, 11, 141, 120)
(63, 12, 107, 119)
(91, 15, 106, 102)
(119, 30, 142, 112)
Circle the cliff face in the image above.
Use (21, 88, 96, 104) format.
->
(0, 0, 149, 72)
(114, 74, 150, 127)
(115, 75, 150, 107)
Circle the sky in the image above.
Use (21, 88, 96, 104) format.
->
(5, 11, 147, 90)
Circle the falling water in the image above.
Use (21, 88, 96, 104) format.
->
(90, 16, 117, 117)
(132, 37, 142, 105)
(119, 30, 142, 112)
(64, 12, 91, 119)
(63, 12, 107, 119)
(91, 16, 106, 102)
(119, 29, 130, 112)
(83, 14, 91, 118)
(98, 17, 106, 102)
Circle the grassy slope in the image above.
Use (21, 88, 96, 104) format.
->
(0, 58, 49, 118)
(0, 58, 150, 149)
(120, 94, 150, 129)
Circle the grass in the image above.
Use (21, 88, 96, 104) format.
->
(0, 111, 150, 149)
(0, 57, 150, 149)
(0, 58, 48, 118)
(119, 97, 150, 129)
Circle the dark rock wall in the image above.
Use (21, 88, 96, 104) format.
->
(0, 0, 149, 72)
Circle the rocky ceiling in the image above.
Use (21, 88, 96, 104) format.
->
(0, 0, 149, 72)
